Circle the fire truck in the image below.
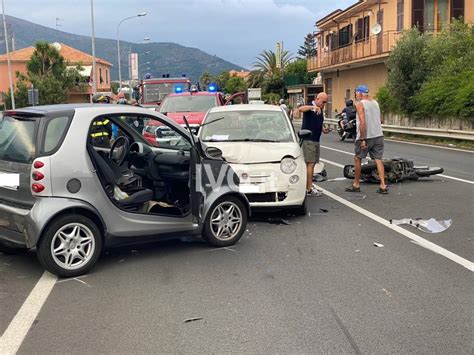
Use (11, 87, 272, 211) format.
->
(139, 76, 191, 108)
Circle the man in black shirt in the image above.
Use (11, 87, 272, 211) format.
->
(298, 92, 330, 196)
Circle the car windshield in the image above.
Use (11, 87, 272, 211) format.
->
(143, 82, 189, 103)
(160, 95, 216, 113)
(0, 114, 37, 163)
(200, 110, 294, 143)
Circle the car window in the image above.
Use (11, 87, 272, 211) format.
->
(160, 95, 216, 113)
(200, 110, 294, 143)
(0, 114, 37, 163)
(43, 116, 69, 153)
(141, 117, 192, 151)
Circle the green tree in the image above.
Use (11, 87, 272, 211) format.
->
(199, 71, 213, 90)
(284, 58, 315, 85)
(248, 49, 293, 94)
(215, 71, 230, 92)
(5, 41, 83, 109)
(224, 76, 246, 94)
(297, 33, 317, 58)
(386, 28, 430, 114)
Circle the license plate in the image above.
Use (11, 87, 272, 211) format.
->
(0, 172, 20, 190)
(239, 184, 260, 193)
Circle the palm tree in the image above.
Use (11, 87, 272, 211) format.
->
(199, 71, 213, 89)
(248, 49, 293, 88)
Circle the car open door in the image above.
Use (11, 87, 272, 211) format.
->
(182, 117, 204, 223)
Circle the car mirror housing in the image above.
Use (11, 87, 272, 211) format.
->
(205, 146, 223, 159)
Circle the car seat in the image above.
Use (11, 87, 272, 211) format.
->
(88, 145, 153, 209)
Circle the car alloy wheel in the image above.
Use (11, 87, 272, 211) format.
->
(51, 223, 96, 271)
(210, 201, 243, 241)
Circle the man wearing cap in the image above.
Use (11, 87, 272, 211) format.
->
(346, 85, 388, 194)
(298, 92, 330, 196)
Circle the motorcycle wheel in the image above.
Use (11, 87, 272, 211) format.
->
(414, 167, 444, 177)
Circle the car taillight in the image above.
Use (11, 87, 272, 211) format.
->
(32, 171, 44, 181)
(34, 161, 44, 169)
(31, 183, 45, 193)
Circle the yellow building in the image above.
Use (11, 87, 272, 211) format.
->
(308, 0, 472, 115)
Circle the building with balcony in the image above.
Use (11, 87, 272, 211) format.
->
(308, 0, 471, 115)
(0, 42, 112, 106)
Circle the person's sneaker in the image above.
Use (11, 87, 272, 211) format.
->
(307, 187, 323, 197)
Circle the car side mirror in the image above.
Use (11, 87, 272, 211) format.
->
(205, 146, 223, 159)
(298, 129, 312, 145)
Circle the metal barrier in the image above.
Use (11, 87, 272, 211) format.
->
(322, 118, 474, 141)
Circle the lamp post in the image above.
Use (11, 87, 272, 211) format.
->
(117, 12, 146, 91)
(90, 0, 97, 99)
(2, 0, 15, 109)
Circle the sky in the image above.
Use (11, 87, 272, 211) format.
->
(3, 0, 355, 68)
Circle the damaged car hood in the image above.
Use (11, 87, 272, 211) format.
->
(206, 142, 302, 164)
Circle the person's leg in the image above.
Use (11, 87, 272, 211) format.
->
(354, 155, 362, 188)
(375, 159, 387, 189)
(306, 162, 315, 191)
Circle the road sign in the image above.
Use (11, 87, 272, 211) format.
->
(27, 88, 39, 106)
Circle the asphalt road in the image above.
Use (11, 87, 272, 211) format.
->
(1, 132, 472, 354)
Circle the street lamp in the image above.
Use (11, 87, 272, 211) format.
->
(117, 12, 147, 90)
(2, 0, 15, 109)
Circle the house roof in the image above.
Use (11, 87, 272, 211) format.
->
(0, 42, 112, 66)
(316, 0, 378, 28)
(229, 70, 250, 79)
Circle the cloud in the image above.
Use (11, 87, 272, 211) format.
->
(3, 0, 352, 67)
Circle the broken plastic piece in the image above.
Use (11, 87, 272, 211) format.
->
(390, 218, 452, 234)
(373, 242, 384, 247)
(184, 317, 204, 323)
(319, 208, 329, 213)
(268, 218, 291, 225)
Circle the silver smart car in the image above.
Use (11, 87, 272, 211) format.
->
(0, 104, 249, 277)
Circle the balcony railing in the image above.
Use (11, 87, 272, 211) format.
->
(308, 30, 401, 71)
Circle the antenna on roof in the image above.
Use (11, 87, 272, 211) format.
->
(55, 18, 63, 31)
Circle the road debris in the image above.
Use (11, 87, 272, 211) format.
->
(184, 317, 204, 323)
(373, 242, 384, 247)
(390, 218, 452, 233)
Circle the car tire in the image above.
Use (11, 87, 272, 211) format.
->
(203, 196, 247, 247)
(37, 214, 102, 278)
(0, 243, 27, 255)
(294, 196, 308, 216)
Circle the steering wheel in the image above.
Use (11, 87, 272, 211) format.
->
(109, 136, 130, 166)
(255, 130, 281, 141)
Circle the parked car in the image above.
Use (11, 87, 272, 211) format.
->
(199, 104, 308, 214)
(0, 104, 249, 277)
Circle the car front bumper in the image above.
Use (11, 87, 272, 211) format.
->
(231, 161, 306, 208)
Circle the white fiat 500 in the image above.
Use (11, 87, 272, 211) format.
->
(199, 104, 308, 214)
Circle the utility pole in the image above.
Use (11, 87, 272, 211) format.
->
(55, 17, 63, 31)
(2, 0, 15, 109)
(90, 0, 97, 98)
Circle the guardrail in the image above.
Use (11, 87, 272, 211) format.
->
(317, 118, 474, 141)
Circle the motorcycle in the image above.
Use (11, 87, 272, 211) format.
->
(336, 112, 357, 141)
(343, 158, 444, 183)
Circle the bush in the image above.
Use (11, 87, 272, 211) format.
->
(375, 85, 400, 114)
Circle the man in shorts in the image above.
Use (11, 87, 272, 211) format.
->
(346, 85, 388, 194)
(298, 92, 330, 196)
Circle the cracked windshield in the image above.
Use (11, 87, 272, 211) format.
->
(0, 0, 472, 354)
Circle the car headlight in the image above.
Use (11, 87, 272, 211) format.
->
(280, 157, 297, 174)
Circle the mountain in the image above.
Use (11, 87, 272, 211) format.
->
(0, 15, 245, 81)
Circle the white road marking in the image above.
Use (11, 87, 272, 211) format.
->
(318, 186, 473, 271)
(0, 272, 57, 355)
(384, 138, 474, 153)
(320, 145, 474, 184)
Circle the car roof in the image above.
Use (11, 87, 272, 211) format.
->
(6, 104, 159, 117)
(207, 104, 282, 113)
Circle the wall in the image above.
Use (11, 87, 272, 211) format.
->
(383, 113, 474, 131)
(0, 61, 27, 94)
(323, 62, 388, 113)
